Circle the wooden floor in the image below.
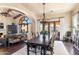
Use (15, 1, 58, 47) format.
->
(0, 42, 25, 55)
(0, 41, 74, 55)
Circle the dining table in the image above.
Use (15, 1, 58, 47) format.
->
(25, 34, 52, 55)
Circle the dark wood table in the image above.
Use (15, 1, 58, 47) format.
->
(25, 35, 51, 55)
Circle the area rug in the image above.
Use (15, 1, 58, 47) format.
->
(12, 41, 69, 55)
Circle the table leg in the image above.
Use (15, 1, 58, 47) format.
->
(35, 47, 37, 55)
(5, 38, 9, 48)
(41, 48, 42, 55)
(27, 44, 29, 55)
(42, 46, 46, 55)
(43, 48, 46, 55)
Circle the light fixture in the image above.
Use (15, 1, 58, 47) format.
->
(42, 3, 46, 30)
(43, 3, 45, 21)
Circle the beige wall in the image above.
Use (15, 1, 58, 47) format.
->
(55, 12, 72, 40)
(0, 15, 15, 35)
(0, 12, 72, 40)
(0, 15, 37, 37)
(71, 4, 79, 15)
(40, 12, 72, 40)
(0, 4, 38, 36)
(36, 12, 72, 40)
(70, 4, 79, 41)
(0, 4, 76, 39)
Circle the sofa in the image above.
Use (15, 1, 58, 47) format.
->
(5, 34, 25, 45)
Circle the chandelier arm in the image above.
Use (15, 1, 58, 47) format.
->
(43, 3, 45, 21)
(42, 3, 46, 31)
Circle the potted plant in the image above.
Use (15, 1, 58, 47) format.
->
(40, 30, 48, 41)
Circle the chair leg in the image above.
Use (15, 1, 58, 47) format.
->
(50, 48, 54, 55)
(53, 47, 54, 54)
(41, 48, 43, 55)
(35, 47, 37, 55)
(51, 49, 53, 55)
(53, 51, 54, 54)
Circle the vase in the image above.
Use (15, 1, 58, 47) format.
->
(43, 35, 46, 42)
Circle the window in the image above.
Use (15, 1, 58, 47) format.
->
(21, 16, 32, 33)
(72, 13, 78, 35)
(23, 17, 32, 24)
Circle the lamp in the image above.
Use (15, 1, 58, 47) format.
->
(40, 3, 48, 41)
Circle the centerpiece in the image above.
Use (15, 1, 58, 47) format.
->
(40, 30, 48, 41)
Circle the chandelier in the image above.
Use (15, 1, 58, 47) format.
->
(42, 3, 46, 30)
(43, 3, 46, 21)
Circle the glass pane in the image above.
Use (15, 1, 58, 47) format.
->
(23, 20, 27, 24)
(21, 25, 27, 33)
(27, 18, 32, 24)
(25, 17, 28, 21)
(23, 17, 32, 24)
(28, 24, 31, 32)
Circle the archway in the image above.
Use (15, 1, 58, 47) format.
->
(0, 7, 37, 36)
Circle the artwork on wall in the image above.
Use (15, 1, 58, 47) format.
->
(0, 23, 4, 29)
(7, 23, 17, 34)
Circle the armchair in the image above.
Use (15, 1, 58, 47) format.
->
(63, 31, 72, 42)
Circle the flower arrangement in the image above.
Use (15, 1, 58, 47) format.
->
(40, 30, 48, 41)
(40, 30, 48, 36)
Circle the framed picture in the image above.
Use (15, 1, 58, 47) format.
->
(0, 23, 4, 29)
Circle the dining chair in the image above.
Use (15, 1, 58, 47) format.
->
(41, 35, 54, 55)
(28, 36, 39, 55)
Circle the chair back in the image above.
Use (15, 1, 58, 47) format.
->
(48, 37, 52, 45)
(48, 35, 55, 48)
(66, 31, 71, 37)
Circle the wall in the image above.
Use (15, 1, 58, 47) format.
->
(52, 12, 72, 40)
(0, 4, 38, 36)
(0, 4, 74, 39)
(71, 4, 79, 41)
(36, 12, 72, 40)
(0, 15, 37, 37)
(0, 15, 15, 35)
(39, 12, 72, 40)
(71, 4, 79, 15)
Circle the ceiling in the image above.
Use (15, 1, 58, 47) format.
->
(0, 3, 77, 20)
(22, 3, 77, 16)
(0, 7, 25, 19)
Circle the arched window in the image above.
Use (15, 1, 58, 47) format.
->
(23, 16, 32, 24)
(21, 16, 32, 33)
